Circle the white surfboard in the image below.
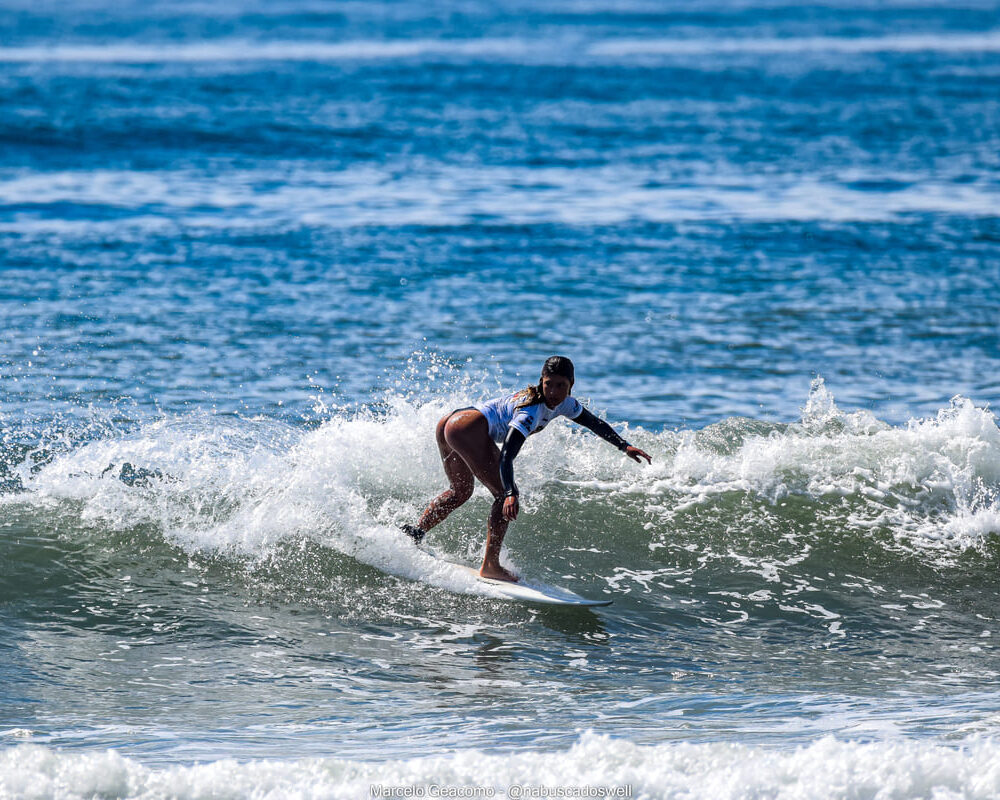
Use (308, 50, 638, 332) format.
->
(417, 543, 611, 607)
(453, 564, 612, 607)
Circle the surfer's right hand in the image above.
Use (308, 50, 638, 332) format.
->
(625, 445, 652, 464)
(502, 495, 519, 521)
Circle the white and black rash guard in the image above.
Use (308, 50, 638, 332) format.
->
(475, 392, 584, 443)
(475, 391, 631, 499)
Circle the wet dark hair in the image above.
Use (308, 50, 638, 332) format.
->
(515, 356, 575, 409)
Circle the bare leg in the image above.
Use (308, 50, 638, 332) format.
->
(437, 411, 517, 583)
(416, 414, 475, 532)
(481, 497, 516, 582)
(410, 409, 518, 581)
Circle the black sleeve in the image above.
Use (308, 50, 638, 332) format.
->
(498, 427, 526, 497)
(572, 407, 630, 452)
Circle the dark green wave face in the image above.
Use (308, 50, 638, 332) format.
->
(4, 385, 1000, 761)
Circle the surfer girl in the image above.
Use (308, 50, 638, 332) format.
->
(403, 356, 652, 582)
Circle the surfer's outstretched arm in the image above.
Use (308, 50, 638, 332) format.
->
(498, 427, 526, 521)
(572, 408, 652, 464)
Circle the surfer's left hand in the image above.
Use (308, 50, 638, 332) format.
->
(625, 446, 652, 464)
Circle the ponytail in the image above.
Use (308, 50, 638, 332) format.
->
(514, 383, 545, 410)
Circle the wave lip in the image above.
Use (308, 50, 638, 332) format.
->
(11, 379, 1000, 570)
(654, 379, 1000, 548)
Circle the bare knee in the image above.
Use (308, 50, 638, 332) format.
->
(437, 479, 473, 511)
(420, 483, 472, 530)
(454, 482, 474, 505)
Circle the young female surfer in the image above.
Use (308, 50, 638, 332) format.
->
(402, 356, 652, 583)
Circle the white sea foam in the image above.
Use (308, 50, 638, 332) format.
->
(589, 31, 1000, 58)
(2, 166, 998, 228)
(3, 732, 1000, 799)
(14, 396, 512, 598)
(3, 30, 1000, 65)
(0, 38, 533, 64)
(15, 375, 1000, 579)
(639, 378, 1000, 554)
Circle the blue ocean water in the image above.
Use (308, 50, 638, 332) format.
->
(3, 1, 1000, 797)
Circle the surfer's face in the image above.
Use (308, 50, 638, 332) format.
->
(541, 374, 572, 409)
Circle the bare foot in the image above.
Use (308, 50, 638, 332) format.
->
(479, 563, 519, 583)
